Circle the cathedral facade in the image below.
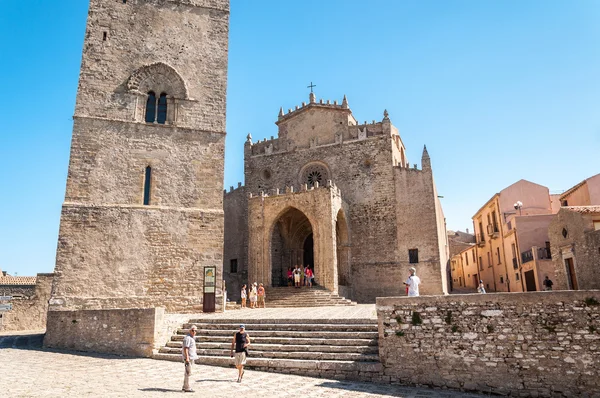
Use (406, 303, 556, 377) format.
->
(224, 93, 449, 303)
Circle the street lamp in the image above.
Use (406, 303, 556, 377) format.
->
(514, 201, 523, 216)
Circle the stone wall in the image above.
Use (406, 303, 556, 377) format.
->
(223, 185, 248, 301)
(44, 307, 165, 357)
(0, 274, 54, 332)
(51, 205, 223, 312)
(376, 292, 600, 397)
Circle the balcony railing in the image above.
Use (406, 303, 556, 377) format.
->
(521, 247, 552, 264)
(486, 224, 500, 238)
(537, 247, 551, 260)
(477, 235, 486, 247)
(521, 249, 533, 264)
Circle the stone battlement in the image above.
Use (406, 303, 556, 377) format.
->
(276, 93, 351, 123)
(223, 182, 244, 195)
(248, 180, 341, 200)
(246, 120, 392, 157)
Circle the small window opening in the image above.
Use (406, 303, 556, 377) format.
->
(157, 93, 168, 124)
(123, 0, 127, 3)
(102, 31, 107, 41)
(408, 249, 419, 264)
(515, 273, 520, 281)
(145, 92, 156, 123)
(562, 228, 568, 238)
(500, 276, 504, 284)
(230, 259, 238, 273)
(143, 166, 152, 205)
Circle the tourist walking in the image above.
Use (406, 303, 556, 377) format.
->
(403, 267, 421, 297)
(477, 280, 486, 294)
(293, 265, 302, 288)
(182, 325, 198, 392)
(249, 282, 258, 308)
(230, 324, 250, 383)
(287, 267, 293, 286)
(257, 283, 266, 308)
(241, 284, 247, 308)
(543, 276, 554, 291)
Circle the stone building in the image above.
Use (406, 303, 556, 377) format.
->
(549, 206, 600, 290)
(224, 93, 449, 303)
(46, 0, 229, 324)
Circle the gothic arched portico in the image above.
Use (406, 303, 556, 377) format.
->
(270, 207, 314, 286)
(247, 184, 346, 294)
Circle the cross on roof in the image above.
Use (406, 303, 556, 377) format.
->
(307, 82, 316, 93)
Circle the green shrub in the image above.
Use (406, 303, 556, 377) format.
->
(411, 311, 423, 326)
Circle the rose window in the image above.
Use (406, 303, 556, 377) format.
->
(301, 163, 329, 187)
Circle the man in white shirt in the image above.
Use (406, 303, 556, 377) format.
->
(403, 267, 421, 297)
(182, 324, 198, 392)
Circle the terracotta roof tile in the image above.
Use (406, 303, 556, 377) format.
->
(564, 206, 600, 214)
(0, 276, 37, 286)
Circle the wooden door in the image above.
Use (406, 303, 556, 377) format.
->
(565, 258, 578, 290)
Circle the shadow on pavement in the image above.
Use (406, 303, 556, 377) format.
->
(139, 388, 183, 393)
(0, 333, 44, 349)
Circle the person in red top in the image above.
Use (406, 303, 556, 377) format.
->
(257, 283, 266, 308)
(305, 267, 313, 288)
(287, 267, 293, 286)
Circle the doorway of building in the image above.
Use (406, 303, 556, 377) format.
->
(270, 207, 313, 287)
(524, 270, 536, 291)
(565, 258, 578, 290)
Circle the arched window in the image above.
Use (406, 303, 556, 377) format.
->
(157, 93, 167, 124)
(143, 166, 152, 205)
(145, 92, 156, 123)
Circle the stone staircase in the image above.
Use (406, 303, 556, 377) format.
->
(256, 286, 356, 307)
(154, 318, 382, 381)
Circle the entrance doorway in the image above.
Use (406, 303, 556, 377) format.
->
(270, 207, 313, 287)
(565, 257, 578, 290)
(524, 270, 536, 291)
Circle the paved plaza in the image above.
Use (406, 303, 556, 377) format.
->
(0, 348, 485, 398)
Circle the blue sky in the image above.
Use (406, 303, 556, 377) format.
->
(0, 0, 598, 276)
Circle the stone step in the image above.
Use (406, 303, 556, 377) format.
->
(172, 335, 377, 346)
(165, 341, 379, 354)
(153, 353, 383, 381)
(177, 329, 378, 339)
(182, 323, 377, 332)
(158, 347, 379, 362)
(186, 318, 377, 325)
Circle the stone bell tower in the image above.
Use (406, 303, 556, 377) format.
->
(46, 0, 229, 323)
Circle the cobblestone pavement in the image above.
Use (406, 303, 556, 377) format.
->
(203, 304, 378, 320)
(0, 348, 485, 398)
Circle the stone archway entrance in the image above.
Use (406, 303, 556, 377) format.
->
(270, 207, 314, 287)
(247, 184, 347, 294)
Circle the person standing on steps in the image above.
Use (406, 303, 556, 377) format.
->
(249, 282, 258, 308)
(305, 266, 313, 288)
(182, 324, 198, 393)
(230, 324, 250, 383)
(240, 284, 247, 308)
(257, 283, 266, 308)
(403, 267, 421, 297)
(293, 265, 302, 288)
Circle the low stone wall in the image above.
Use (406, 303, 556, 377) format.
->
(44, 307, 165, 357)
(0, 274, 54, 332)
(376, 291, 600, 397)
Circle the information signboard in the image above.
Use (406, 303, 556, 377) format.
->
(0, 304, 13, 311)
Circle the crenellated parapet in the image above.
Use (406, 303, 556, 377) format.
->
(223, 182, 245, 196)
(245, 108, 394, 157)
(247, 180, 342, 200)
